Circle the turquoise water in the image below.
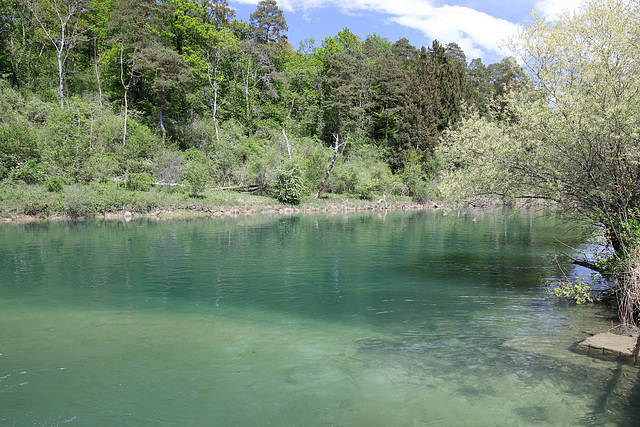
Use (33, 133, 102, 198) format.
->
(1, 210, 638, 426)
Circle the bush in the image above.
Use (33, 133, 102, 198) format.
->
(82, 154, 122, 183)
(23, 198, 51, 217)
(64, 189, 95, 217)
(155, 150, 185, 184)
(274, 163, 304, 204)
(44, 176, 65, 193)
(300, 139, 330, 191)
(412, 181, 433, 204)
(181, 161, 209, 197)
(10, 159, 45, 184)
(184, 147, 207, 163)
(21, 187, 63, 217)
(0, 122, 40, 181)
(125, 173, 155, 191)
(245, 147, 279, 193)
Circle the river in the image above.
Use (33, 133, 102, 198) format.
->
(1, 209, 638, 425)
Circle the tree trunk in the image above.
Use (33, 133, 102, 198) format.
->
(282, 129, 292, 161)
(94, 40, 103, 107)
(120, 45, 128, 146)
(316, 135, 346, 199)
(58, 50, 64, 109)
(206, 50, 221, 142)
(159, 102, 166, 142)
(122, 88, 128, 146)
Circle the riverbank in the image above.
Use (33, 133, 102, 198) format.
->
(0, 181, 436, 223)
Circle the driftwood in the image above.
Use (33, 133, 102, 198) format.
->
(213, 185, 259, 192)
(153, 182, 184, 187)
(316, 134, 347, 199)
(377, 194, 388, 209)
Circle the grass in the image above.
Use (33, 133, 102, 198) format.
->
(0, 181, 423, 221)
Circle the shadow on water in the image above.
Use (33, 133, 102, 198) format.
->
(577, 334, 640, 426)
(621, 361, 640, 426)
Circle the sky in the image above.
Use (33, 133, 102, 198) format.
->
(228, 0, 585, 63)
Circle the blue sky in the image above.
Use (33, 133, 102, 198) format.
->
(229, 0, 584, 63)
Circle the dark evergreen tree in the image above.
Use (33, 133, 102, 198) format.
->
(398, 40, 469, 166)
(369, 37, 414, 146)
(249, 0, 287, 45)
(136, 43, 192, 141)
(467, 58, 491, 117)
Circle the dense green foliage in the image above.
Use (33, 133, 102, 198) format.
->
(273, 162, 303, 204)
(0, 0, 519, 204)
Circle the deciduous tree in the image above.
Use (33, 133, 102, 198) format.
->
(24, 0, 89, 108)
(438, 0, 640, 324)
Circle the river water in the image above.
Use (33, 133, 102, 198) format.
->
(1, 210, 638, 426)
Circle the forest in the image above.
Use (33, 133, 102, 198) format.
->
(0, 0, 525, 204)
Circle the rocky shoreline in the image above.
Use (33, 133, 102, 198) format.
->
(3, 201, 440, 223)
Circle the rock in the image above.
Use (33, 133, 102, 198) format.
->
(575, 332, 639, 364)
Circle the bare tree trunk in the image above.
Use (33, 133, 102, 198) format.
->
(159, 101, 166, 142)
(316, 134, 347, 199)
(94, 40, 103, 107)
(122, 87, 129, 146)
(206, 50, 221, 142)
(120, 44, 128, 146)
(120, 45, 140, 146)
(282, 129, 291, 161)
(57, 50, 64, 108)
(27, 0, 83, 109)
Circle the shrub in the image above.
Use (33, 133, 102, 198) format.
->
(181, 161, 209, 197)
(274, 163, 304, 204)
(183, 147, 207, 163)
(125, 173, 155, 191)
(23, 198, 51, 217)
(11, 159, 45, 184)
(82, 154, 121, 183)
(412, 181, 433, 204)
(245, 148, 279, 193)
(155, 150, 185, 184)
(0, 122, 40, 181)
(44, 176, 65, 193)
(64, 190, 95, 217)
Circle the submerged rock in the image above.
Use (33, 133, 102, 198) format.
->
(575, 333, 639, 364)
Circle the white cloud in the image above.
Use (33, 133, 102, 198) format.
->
(234, 0, 535, 59)
(387, 4, 518, 59)
(533, 0, 584, 19)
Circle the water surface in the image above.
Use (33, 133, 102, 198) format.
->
(1, 210, 638, 426)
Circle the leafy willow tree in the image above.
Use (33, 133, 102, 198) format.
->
(438, 0, 640, 325)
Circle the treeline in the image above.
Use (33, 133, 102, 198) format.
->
(0, 0, 525, 202)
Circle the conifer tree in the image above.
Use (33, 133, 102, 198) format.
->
(249, 0, 287, 45)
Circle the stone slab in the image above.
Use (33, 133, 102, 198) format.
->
(576, 332, 639, 364)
